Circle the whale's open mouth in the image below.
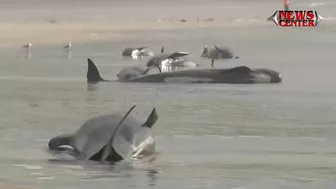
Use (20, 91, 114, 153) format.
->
(47, 146, 79, 160)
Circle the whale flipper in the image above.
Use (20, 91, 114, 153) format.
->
(168, 52, 189, 59)
(142, 68, 151, 75)
(87, 58, 108, 84)
(142, 108, 158, 129)
(100, 105, 137, 164)
(136, 47, 148, 51)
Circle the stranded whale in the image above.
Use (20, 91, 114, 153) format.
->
(201, 45, 239, 59)
(48, 105, 158, 164)
(86, 58, 282, 84)
(122, 47, 154, 59)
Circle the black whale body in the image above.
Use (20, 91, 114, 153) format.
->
(120, 67, 282, 83)
(86, 58, 282, 84)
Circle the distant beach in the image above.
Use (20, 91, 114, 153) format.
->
(0, 0, 278, 47)
(0, 20, 275, 48)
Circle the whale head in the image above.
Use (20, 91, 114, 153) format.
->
(253, 68, 282, 83)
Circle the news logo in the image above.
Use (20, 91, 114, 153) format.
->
(269, 10, 323, 27)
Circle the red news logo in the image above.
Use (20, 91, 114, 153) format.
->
(269, 10, 323, 27)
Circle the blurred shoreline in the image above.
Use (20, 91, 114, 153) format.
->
(0, 0, 276, 48)
(0, 20, 272, 48)
(0, 0, 335, 48)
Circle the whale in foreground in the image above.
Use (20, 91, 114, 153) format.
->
(122, 47, 154, 59)
(86, 58, 282, 84)
(48, 105, 159, 164)
(201, 45, 239, 59)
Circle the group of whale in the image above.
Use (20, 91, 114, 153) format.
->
(87, 45, 282, 84)
(47, 44, 283, 165)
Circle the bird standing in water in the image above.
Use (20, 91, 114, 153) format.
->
(22, 43, 32, 49)
(64, 41, 72, 49)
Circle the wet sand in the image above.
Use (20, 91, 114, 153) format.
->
(0, 0, 281, 47)
(0, 21, 263, 47)
(0, 0, 335, 48)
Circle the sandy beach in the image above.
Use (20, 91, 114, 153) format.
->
(0, 0, 334, 48)
(0, 19, 278, 48)
(0, 21, 240, 47)
(0, 0, 278, 48)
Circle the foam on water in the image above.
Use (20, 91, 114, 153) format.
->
(13, 164, 43, 170)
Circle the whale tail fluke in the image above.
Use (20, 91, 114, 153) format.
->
(142, 108, 159, 129)
(87, 58, 108, 84)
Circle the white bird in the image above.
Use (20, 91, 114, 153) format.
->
(22, 43, 32, 49)
(64, 41, 72, 49)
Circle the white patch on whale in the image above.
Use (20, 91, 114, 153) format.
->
(161, 59, 172, 72)
(251, 73, 272, 83)
(160, 60, 198, 73)
(132, 136, 156, 159)
(164, 77, 215, 83)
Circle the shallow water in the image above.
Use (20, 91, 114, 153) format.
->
(1, 0, 336, 189)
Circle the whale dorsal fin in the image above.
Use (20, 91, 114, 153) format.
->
(142, 108, 158, 129)
(161, 46, 164, 53)
(136, 47, 148, 51)
(100, 105, 137, 164)
(227, 66, 252, 74)
(168, 52, 189, 59)
(87, 58, 107, 83)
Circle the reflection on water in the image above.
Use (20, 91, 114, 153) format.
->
(66, 50, 72, 59)
(86, 84, 99, 116)
(25, 49, 32, 59)
(147, 169, 159, 189)
(87, 84, 99, 92)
